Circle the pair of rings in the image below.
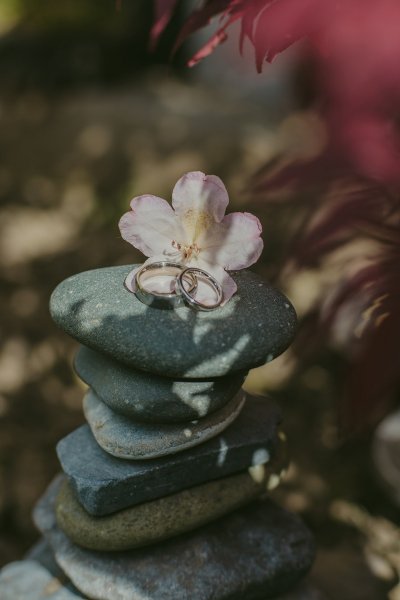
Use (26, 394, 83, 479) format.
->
(134, 261, 223, 311)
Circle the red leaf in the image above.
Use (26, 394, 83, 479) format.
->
(253, 0, 332, 71)
(150, 0, 180, 50)
(171, 0, 235, 59)
(188, 30, 229, 67)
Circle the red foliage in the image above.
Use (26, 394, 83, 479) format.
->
(150, 0, 180, 50)
(267, 170, 400, 430)
(153, 0, 400, 183)
(312, 186, 400, 429)
(153, 0, 400, 428)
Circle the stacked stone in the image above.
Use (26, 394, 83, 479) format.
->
(0, 265, 317, 600)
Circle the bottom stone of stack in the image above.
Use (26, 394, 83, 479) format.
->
(0, 555, 324, 599)
(33, 477, 316, 600)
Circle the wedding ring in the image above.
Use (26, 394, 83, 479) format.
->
(135, 261, 197, 309)
(176, 267, 223, 311)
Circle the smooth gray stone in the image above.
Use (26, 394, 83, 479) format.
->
(34, 477, 315, 600)
(0, 560, 85, 599)
(57, 396, 282, 516)
(75, 346, 246, 423)
(50, 265, 297, 378)
(83, 388, 246, 460)
(24, 540, 320, 600)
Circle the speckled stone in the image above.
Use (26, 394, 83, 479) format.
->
(34, 477, 315, 600)
(55, 466, 278, 551)
(25, 540, 322, 600)
(57, 396, 283, 516)
(83, 388, 246, 460)
(75, 346, 246, 423)
(50, 265, 297, 378)
(0, 560, 85, 600)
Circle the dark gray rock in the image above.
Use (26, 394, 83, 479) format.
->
(57, 396, 283, 516)
(75, 346, 246, 423)
(34, 477, 315, 600)
(25, 539, 322, 600)
(50, 265, 297, 378)
(83, 388, 246, 460)
(0, 559, 85, 599)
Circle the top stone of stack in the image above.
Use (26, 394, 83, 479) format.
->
(50, 265, 297, 378)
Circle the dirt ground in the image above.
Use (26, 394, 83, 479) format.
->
(0, 77, 399, 599)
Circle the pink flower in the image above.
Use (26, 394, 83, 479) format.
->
(119, 171, 263, 305)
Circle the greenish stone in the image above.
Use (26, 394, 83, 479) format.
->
(50, 265, 297, 378)
(75, 346, 246, 424)
(83, 388, 246, 459)
(55, 469, 273, 551)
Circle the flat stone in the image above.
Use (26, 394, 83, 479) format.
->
(83, 388, 246, 460)
(75, 346, 246, 423)
(24, 540, 321, 600)
(55, 465, 278, 551)
(0, 560, 85, 599)
(34, 477, 315, 600)
(25, 541, 321, 600)
(57, 396, 283, 516)
(50, 265, 297, 378)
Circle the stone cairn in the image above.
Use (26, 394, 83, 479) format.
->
(0, 265, 317, 600)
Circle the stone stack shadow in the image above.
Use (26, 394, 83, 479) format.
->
(0, 265, 317, 600)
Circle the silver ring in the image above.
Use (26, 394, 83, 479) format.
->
(176, 267, 223, 311)
(135, 261, 197, 309)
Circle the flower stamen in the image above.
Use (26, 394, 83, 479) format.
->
(172, 240, 200, 261)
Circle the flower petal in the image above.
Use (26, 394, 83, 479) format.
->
(191, 258, 238, 307)
(119, 195, 179, 258)
(172, 171, 229, 228)
(200, 212, 264, 270)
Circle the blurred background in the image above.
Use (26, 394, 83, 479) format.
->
(0, 2, 399, 599)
